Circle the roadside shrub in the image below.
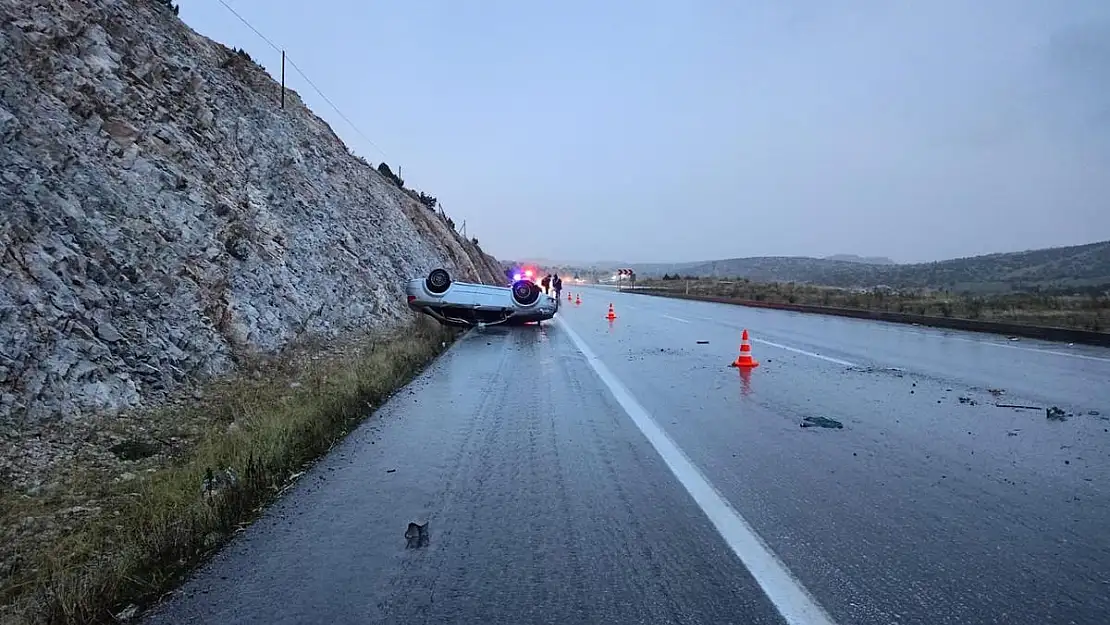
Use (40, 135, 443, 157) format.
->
(417, 192, 437, 210)
(376, 162, 404, 188)
(153, 0, 180, 15)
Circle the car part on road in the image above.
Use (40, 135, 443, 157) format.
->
(1046, 406, 1069, 421)
(405, 521, 429, 548)
(801, 416, 844, 429)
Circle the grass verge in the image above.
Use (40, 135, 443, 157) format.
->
(0, 317, 460, 625)
(640, 278, 1109, 332)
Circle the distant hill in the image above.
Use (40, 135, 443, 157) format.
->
(638, 240, 1110, 293)
(823, 254, 897, 265)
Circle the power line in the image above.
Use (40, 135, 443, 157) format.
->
(210, 0, 389, 161)
(213, 0, 280, 53)
(283, 56, 389, 160)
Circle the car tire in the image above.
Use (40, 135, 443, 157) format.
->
(426, 268, 452, 294)
(511, 280, 540, 306)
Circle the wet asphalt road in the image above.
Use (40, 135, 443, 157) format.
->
(144, 287, 1110, 625)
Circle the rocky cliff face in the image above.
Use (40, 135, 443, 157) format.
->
(0, 0, 502, 427)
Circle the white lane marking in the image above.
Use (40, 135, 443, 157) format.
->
(750, 338, 859, 368)
(942, 335, 1110, 364)
(662, 314, 690, 323)
(677, 314, 861, 367)
(556, 317, 839, 625)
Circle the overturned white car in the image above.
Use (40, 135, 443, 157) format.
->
(405, 269, 559, 328)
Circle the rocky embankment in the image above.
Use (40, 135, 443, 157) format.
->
(0, 0, 501, 433)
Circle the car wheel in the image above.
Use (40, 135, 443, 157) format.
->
(426, 268, 451, 294)
(511, 280, 540, 306)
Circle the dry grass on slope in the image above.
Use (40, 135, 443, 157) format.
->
(0, 318, 460, 625)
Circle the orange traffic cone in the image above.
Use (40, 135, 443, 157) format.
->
(730, 329, 759, 368)
(605, 303, 616, 320)
(575, 294, 581, 306)
(568, 292, 573, 302)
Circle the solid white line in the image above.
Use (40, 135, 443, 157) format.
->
(751, 338, 860, 368)
(662, 314, 690, 323)
(942, 336, 1110, 364)
(682, 310, 1109, 365)
(679, 314, 860, 367)
(556, 317, 839, 625)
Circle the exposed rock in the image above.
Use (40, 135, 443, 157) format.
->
(96, 321, 123, 343)
(109, 439, 159, 461)
(0, 0, 503, 429)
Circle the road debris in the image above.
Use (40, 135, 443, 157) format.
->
(996, 404, 1041, 410)
(801, 416, 844, 429)
(848, 366, 905, 377)
(1046, 406, 1068, 421)
(696, 340, 709, 344)
(405, 521, 429, 548)
(958, 396, 978, 406)
(114, 604, 140, 622)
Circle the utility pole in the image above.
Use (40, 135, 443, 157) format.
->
(280, 50, 285, 109)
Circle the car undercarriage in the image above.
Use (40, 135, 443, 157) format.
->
(407, 268, 558, 328)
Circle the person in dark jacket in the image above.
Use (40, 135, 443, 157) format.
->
(541, 274, 551, 295)
(552, 274, 563, 300)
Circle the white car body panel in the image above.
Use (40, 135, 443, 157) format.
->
(405, 275, 558, 327)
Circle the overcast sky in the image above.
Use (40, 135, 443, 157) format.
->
(181, 0, 1110, 264)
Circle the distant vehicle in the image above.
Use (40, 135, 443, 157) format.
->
(406, 268, 558, 328)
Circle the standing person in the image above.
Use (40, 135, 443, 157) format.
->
(553, 274, 563, 300)
(541, 274, 551, 295)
